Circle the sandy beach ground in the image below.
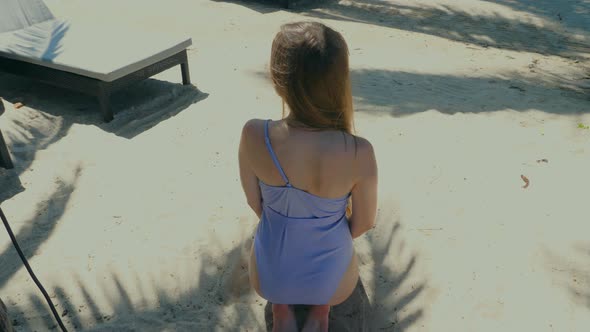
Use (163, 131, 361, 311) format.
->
(1, 0, 589, 331)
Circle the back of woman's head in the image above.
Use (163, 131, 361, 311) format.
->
(270, 22, 354, 134)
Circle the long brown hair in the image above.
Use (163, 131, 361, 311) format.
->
(270, 22, 356, 217)
(270, 21, 355, 135)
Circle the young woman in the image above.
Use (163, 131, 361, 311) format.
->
(238, 22, 378, 332)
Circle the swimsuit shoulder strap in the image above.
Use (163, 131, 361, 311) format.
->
(264, 119, 291, 187)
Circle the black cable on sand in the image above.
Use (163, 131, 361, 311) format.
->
(0, 206, 68, 332)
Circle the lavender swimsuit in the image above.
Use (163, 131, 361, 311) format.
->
(254, 120, 353, 305)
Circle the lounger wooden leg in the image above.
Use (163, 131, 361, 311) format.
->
(0, 129, 14, 169)
(0, 297, 14, 332)
(181, 62, 191, 86)
(98, 87, 113, 122)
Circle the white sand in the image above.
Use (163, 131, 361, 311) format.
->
(1, 0, 589, 331)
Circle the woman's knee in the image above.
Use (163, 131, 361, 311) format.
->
(309, 305, 330, 318)
(272, 303, 293, 318)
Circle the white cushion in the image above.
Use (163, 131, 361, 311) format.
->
(0, 0, 54, 33)
(0, 19, 192, 82)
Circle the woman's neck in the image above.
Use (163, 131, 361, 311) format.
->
(284, 117, 324, 132)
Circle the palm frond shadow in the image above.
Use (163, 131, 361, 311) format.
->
(210, 0, 286, 13)
(545, 245, 590, 310)
(0, 95, 68, 200)
(9, 232, 263, 331)
(366, 213, 425, 331)
(263, 209, 426, 331)
(7, 211, 425, 331)
(350, 69, 589, 117)
(0, 72, 207, 140)
(0, 165, 81, 289)
(211, 0, 329, 12)
(0, 73, 206, 202)
(252, 67, 588, 119)
(300, 0, 589, 59)
(479, 0, 590, 33)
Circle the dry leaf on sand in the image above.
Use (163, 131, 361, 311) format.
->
(521, 174, 530, 188)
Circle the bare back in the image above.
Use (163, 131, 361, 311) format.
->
(247, 119, 358, 198)
(240, 118, 378, 305)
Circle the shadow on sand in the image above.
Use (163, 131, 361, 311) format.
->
(545, 244, 590, 311)
(0, 170, 23, 204)
(211, 0, 589, 58)
(0, 166, 81, 290)
(480, 0, 590, 33)
(350, 69, 589, 117)
(302, 0, 589, 59)
(0, 101, 23, 203)
(264, 209, 426, 331)
(0, 72, 207, 140)
(252, 67, 588, 119)
(7, 232, 261, 331)
(212, 0, 328, 12)
(211, 0, 286, 13)
(0, 72, 207, 201)
(6, 208, 426, 331)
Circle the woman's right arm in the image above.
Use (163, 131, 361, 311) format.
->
(349, 138, 378, 239)
(239, 120, 263, 219)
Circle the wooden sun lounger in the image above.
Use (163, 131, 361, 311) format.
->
(0, 130, 12, 169)
(0, 1, 193, 122)
(0, 100, 13, 169)
(0, 297, 14, 332)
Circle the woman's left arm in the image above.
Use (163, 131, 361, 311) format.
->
(239, 120, 263, 219)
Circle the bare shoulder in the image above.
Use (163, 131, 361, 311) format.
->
(242, 118, 265, 134)
(352, 135, 375, 159)
(241, 119, 266, 145)
(331, 132, 375, 161)
(352, 135, 377, 177)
